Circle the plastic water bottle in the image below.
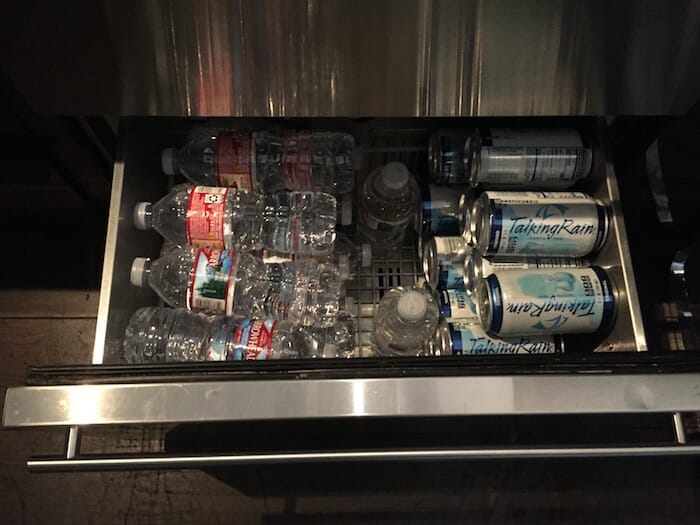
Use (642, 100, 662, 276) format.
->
(130, 247, 341, 327)
(130, 247, 268, 317)
(134, 185, 337, 256)
(123, 307, 301, 363)
(373, 287, 439, 356)
(358, 162, 419, 249)
(298, 311, 356, 358)
(332, 233, 372, 280)
(264, 261, 341, 327)
(161, 130, 356, 194)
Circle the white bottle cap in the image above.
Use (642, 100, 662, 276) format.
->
(397, 290, 428, 322)
(337, 254, 351, 279)
(130, 257, 150, 287)
(161, 148, 177, 175)
(133, 202, 151, 230)
(360, 243, 372, 267)
(380, 162, 410, 190)
(340, 194, 353, 226)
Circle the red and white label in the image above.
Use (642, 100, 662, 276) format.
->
(233, 319, 277, 360)
(216, 132, 254, 190)
(282, 135, 313, 190)
(188, 248, 236, 314)
(186, 186, 228, 249)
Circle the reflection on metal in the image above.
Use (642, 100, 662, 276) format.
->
(104, 0, 700, 116)
(26, 445, 700, 472)
(6, 374, 700, 427)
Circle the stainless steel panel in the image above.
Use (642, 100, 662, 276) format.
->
(26, 445, 700, 472)
(101, 0, 700, 116)
(5, 374, 700, 427)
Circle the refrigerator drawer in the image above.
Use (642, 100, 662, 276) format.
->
(4, 117, 700, 470)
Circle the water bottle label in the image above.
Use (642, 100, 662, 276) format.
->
(216, 132, 254, 190)
(186, 186, 228, 249)
(205, 318, 277, 360)
(282, 135, 313, 190)
(189, 248, 237, 315)
(232, 318, 277, 360)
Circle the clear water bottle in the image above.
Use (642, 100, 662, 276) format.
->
(130, 247, 268, 317)
(372, 287, 439, 356)
(134, 185, 336, 256)
(296, 311, 356, 358)
(332, 233, 372, 280)
(358, 162, 419, 250)
(130, 248, 342, 327)
(123, 307, 301, 363)
(161, 130, 356, 194)
(264, 261, 341, 327)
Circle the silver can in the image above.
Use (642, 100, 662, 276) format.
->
(476, 267, 616, 337)
(465, 127, 593, 189)
(470, 191, 608, 257)
(463, 250, 586, 295)
(458, 191, 476, 245)
(435, 288, 479, 322)
(428, 131, 471, 184)
(432, 318, 564, 355)
(422, 235, 471, 288)
(418, 184, 470, 236)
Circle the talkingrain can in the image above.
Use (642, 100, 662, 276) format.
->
(463, 250, 586, 295)
(476, 267, 616, 337)
(436, 288, 479, 322)
(465, 127, 593, 189)
(432, 318, 564, 355)
(428, 131, 472, 184)
(419, 184, 471, 236)
(422, 236, 471, 288)
(471, 191, 608, 257)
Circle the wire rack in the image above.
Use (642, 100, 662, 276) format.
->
(343, 237, 425, 357)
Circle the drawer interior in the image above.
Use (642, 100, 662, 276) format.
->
(94, 117, 645, 365)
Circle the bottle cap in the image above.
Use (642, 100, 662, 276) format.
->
(133, 202, 152, 230)
(380, 162, 410, 190)
(340, 194, 353, 226)
(161, 148, 177, 175)
(130, 257, 151, 287)
(337, 254, 350, 279)
(360, 243, 372, 267)
(397, 290, 428, 321)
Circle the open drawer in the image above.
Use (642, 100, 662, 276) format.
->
(4, 116, 700, 471)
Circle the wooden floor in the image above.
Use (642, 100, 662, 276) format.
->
(1, 291, 699, 524)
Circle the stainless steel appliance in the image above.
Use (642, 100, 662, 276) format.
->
(3, 0, 700, 470)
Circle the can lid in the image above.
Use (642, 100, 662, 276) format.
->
(397, 290, 428, 322)
(380, 162, 410, 190)
(464, 129, 482, 188)
(475, 278, 493, 332)
(133, 202, 152, 230)
(470, 196, 488, 253)
(422, 237, 437, 287)
(463, 252, 477, 296)
(161, 148, 177, 175)
(433, 318, 452, 356)
(130, 257, 151, 287)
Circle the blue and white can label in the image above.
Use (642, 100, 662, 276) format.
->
(484, 194, 606, 257)
(421, 184, 465, 235)
(438, 288, 478, 321)
(482, 266, 615, 336)
(447, 322, 562, 355)
(437, 262, 466, 290)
